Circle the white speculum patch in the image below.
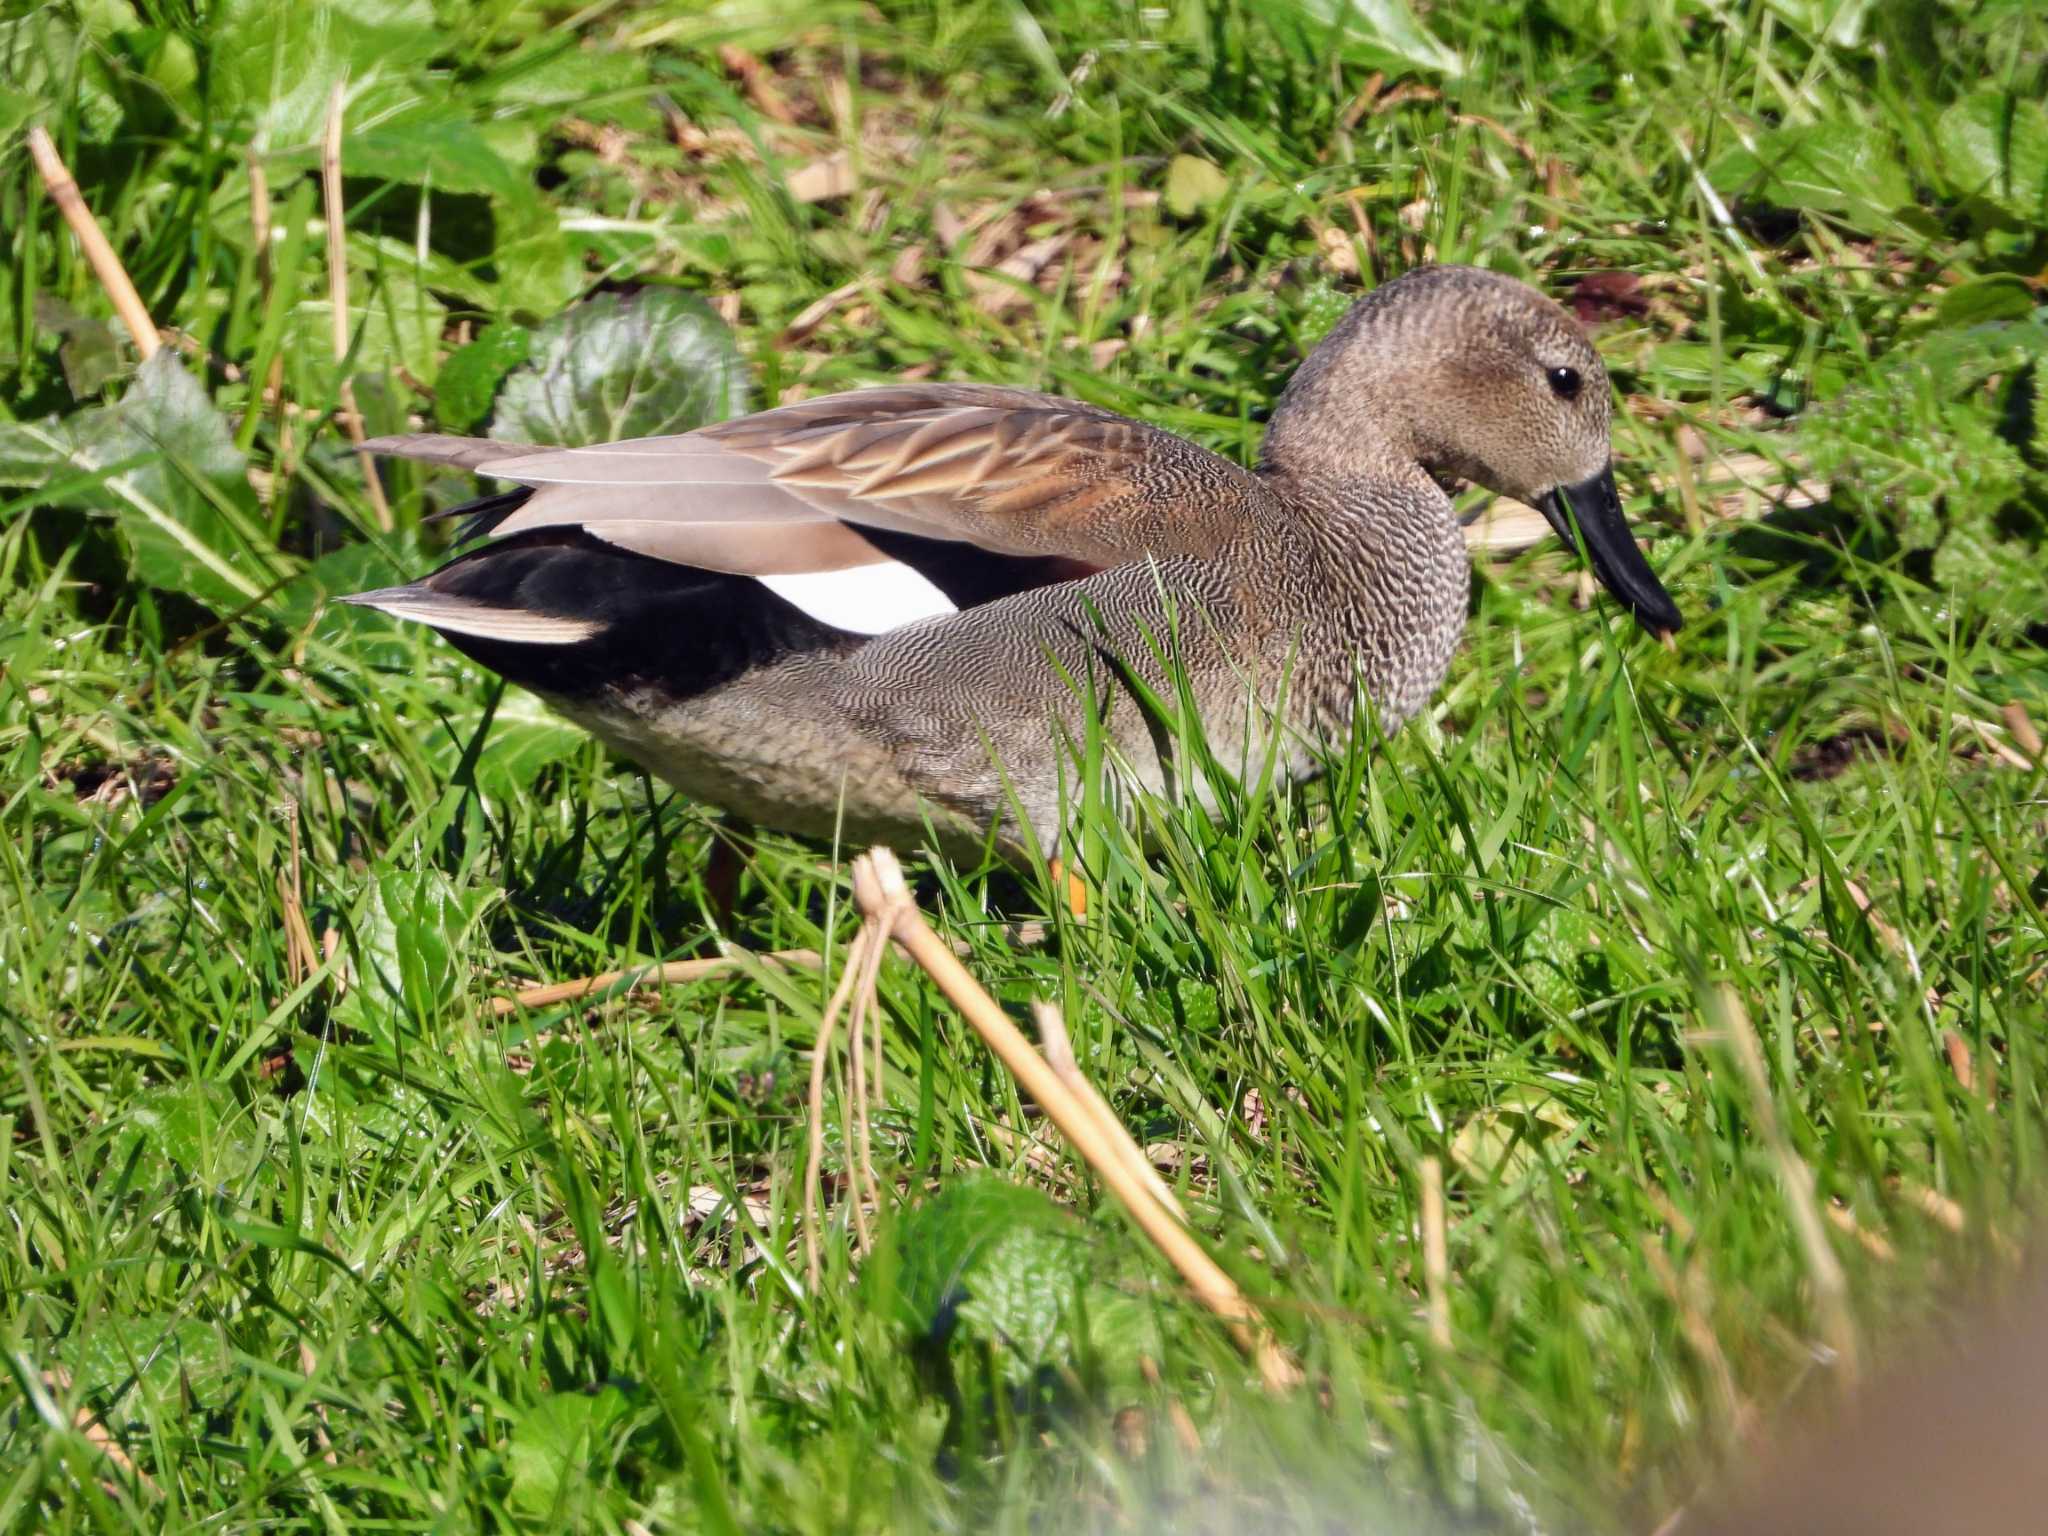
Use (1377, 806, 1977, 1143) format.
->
(754, 561, 957, 636)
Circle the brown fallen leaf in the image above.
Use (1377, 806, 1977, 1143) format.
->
(719, 44, 796, 125)
(1339, 71, 1386, 129)
(1367, 81, 1442, 115)
(1089, 337, 1127, 369)
(2002, 701, 2043, 762)
(888, 241, 927, 288)
(1452, 111, 1538, 164)
(1570, 270, 1650, 325)
(969, 233, 1069, 314)
(785, 151, 853, 204)
(779, 279, 865, 345)
(1316, 223, 1360, 276)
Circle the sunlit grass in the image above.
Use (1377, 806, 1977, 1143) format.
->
(3, 0, 2046, 1530)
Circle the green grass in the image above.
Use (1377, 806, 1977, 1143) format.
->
(4, 0, 2048, 1529)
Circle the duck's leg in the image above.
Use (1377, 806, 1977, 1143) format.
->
(1047, 857, 1088, 920)
(700, 819, 753, 935)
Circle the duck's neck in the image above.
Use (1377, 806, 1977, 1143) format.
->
(1254, 442, 1471, 733)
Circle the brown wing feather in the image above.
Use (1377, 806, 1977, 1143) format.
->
(696, 386, 1276, 564)
(364, 384, 1279, 576)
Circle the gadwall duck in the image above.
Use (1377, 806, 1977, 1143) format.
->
(345, 265, 1681, 861)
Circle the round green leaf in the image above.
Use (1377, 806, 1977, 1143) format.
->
(490, 288, 749, 446)
(435, 323, 533, 433)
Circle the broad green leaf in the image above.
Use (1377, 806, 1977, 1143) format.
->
(419, 686, 591, 800)
(888, 1179, 1086, 1359)
(344, 230, 499, 310)
(1514, 906, 1603, 1014)
(282, 268, 449, 399)
(34, 295, 125, 398)
(142, 27, 197, 100)
(490, 214, 588, 317)
(68, 0, 143, 42)
(109, 1082, 256, 1176)
(1936, 92, 2048, 221)
(1709, 121, 1913, 235)
(1799, 317, 2048, 593)
(387, 866, 497, 1022)
(336, 113, 529, 202)
(0, 13, 124, 140)
(435, 324, 534, 433)
(281, 540, 417, 631)
(491, 289, 749, 447)
(505, 1387, 640, 1519)
(210, 0, 440, 149)
(1268, 0, 1462, 77)
(337, 865, 499, 1030)
(1933, 274, 2040, 329)
(60, 1315, 233, 1408)
(1763, 0, 1875, 47)
(1294, 278, 1357, 350)
(0, 352, 285, 613)
(0, 83, 37, 137)
(1165, 154, 1230, 219)
(882, 1176, 1158, 1385)
(478, 115, 543, 173)
(1933, 520, 2046, 633)
(487, 40, 657, 132)
(1450, 1089, 1577, 1186)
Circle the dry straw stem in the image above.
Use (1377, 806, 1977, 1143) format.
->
(321, 83, 393, 532)
(1889, 1176, 2021, 1263)
(1957, 711, 2036, 771)
(1418, 1155, 1451, 1350)
(249, 155, 273, 285)
(1708, 982, 1859, 1386)
(33, 1368, 158, 1499)
(491, 948, 822, 1014)
(2000, 700, 2042, 763)
(320, 925, 345, 994)
(297, 1341, 339, 1466)
(26, 126, 160, 360)
(805, 923, 883, 1288)
(1030, 999, 1186, 1222)
(840, 913, 892, 1255)
(248, 155, 287, 435)
(1640, 1236, 1747, 1433)
(278, 805, 320, 989)
(851, 846, 1300, 1392)
(1138, 1353, 1204, 1455)
(1824, 1202, 1896, 1264)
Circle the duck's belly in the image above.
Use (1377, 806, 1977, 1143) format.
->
(544, 676, 992, 857)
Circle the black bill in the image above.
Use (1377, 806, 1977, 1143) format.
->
(1536, 465, 1683, 635)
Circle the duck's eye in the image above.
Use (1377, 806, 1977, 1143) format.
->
(1546, 365, 1583, 401)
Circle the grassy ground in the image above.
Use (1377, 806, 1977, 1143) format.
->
(5, 0, 2048, 1530)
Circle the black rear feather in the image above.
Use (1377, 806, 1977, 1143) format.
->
(400, 529, 856, 702)
(425, 486, 539, 544)
(363, 517, 1103, 705)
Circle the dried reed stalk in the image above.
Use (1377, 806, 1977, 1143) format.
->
(320, 84, 393, 531)
(1419, 1155, 1451, 1350)
(850, 846, 1299, 1391)
(26, 127, 159, 359)
(1710, 983, 1859, 1386)
(806, 924, 881, 1287)
(491, 949, 822, 1014)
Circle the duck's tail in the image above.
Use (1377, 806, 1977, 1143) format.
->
(339, 528, 852, 704)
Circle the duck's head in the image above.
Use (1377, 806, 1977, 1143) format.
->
(1264, 264, 1683, 636)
